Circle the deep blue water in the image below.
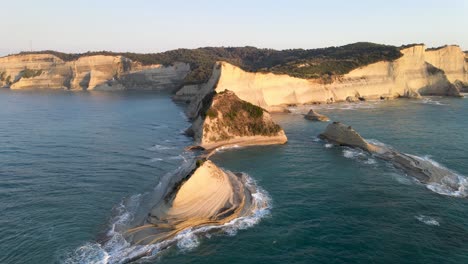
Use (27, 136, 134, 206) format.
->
(1, 90, 468, 263)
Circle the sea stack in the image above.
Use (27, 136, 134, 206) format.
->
(187, 90, 287, 150)
(126, 160, 262, 246)
(304, 109, 330, 122)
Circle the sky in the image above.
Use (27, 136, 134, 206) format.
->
(1, 0, 467, 56)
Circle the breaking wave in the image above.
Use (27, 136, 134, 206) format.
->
(288, 101, 379, 114)
(416, 98, 446, 106)
(147, 144, 175, 151)
(337, 139, 468, 197)
(342, 148, 376, 165)
(64, 162, 271, 264)
(415, 215, 440, 226)
(407, 155, 468, 198)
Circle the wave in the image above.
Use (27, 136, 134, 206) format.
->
(335, 137, 468, 197)
(215, 144, 242, 152)
(416, 98, 446, 106)
(289, 101, 379, 114)
(64, 165, 271, 264)
(147, 144, 175, 151)
(415, 215, 440, 226)
(342, 148, 376, 165)
(409, 155, 468, 198)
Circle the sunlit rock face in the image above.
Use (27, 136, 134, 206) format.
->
(187, 90, 287, 150)
(126, 160, 262, 245)
(0, 54, 190, 90)
(206, 45, 464, 111)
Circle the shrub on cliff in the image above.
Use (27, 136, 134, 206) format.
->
(21, 68, 43, 78)
(204, 91, 281, 141)
(18, 42, 402, 84)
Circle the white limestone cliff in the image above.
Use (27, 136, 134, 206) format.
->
(208, 45, 465, 111)
(0, 54, 190, 90)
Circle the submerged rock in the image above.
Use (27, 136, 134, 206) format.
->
(304, 109, 330, 122)
(319, 122, 465, 193)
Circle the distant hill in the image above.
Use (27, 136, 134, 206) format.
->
(18, 42, 402, 84)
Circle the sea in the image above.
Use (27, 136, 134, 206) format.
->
(1, 89, 468, 264)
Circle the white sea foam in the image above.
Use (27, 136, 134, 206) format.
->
(147, 144, 175, 151)
(65, 172, 271, 264)
(364, 158, 376, 165)
(149, 157, 163, 162)
(409, 155, 468, 198)
(289, 101, 379, 114)
(387, 172, 414, 185)
(324, 143, 333, 148)
(215, 144, 242, 153)
(417, 98, 446, 106)
(415, 215, 440, 226)
(342, 148, 376, 165)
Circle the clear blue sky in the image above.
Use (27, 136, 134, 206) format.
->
(1, 0, 467, 56)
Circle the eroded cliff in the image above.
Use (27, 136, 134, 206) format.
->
(0, 54, 190, 90)
(208, 45, 466, 111)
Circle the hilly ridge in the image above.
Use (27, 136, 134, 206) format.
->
(14, 42, 402, 84)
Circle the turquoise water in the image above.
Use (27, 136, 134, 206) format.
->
(1, 90, 468, 263)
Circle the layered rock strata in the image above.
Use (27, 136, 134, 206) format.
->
(0, 54, 190, 90)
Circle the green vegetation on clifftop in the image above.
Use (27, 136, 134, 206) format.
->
(15, 42, 402, 84)
(203, 91, 282, 142)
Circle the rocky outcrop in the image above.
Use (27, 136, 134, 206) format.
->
(187, 90, 287, 150)
(319, 122, 379, 152)
(320, 122, 466, 194)
(0, 54, 190, 90)
(203, 45, 465, 111)
(127, 160, 257, 245)
(304, 109, 329, 122)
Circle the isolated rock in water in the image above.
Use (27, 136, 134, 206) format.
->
(304, 109, 329, 122)
(188, 90, 287, 150)
(319, 122, 378, 152)
(126, 160, 261, 246)
(319, 122, 465, 194)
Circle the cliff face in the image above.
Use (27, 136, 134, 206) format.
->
(0, 54, 190, 90)
(207, 45, 466, 111)
(188, 90, 287, 150)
